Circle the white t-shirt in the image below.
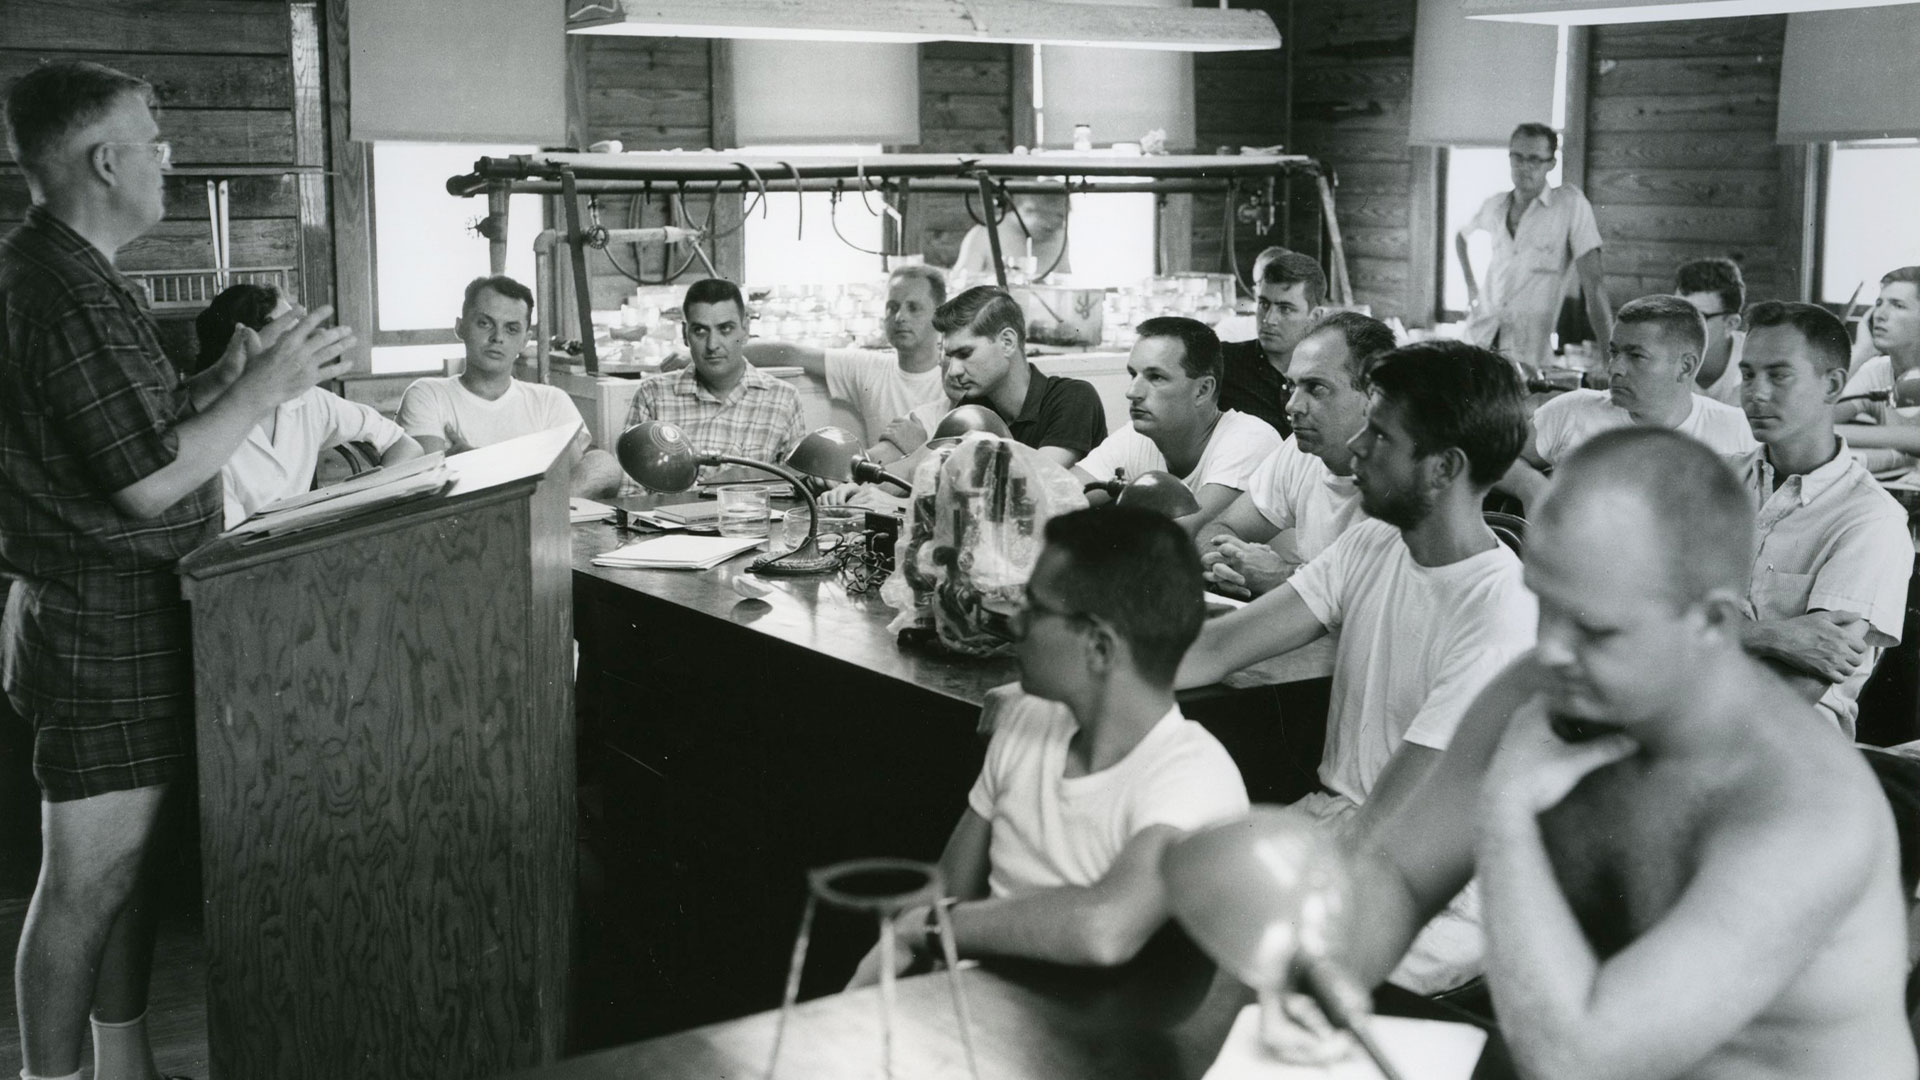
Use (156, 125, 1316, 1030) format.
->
(967, 692, 1249, 898)
(396, 376, 589, 455)
(1838, 355, 1919, 478)
(220, 387, 409, 528)
(1532, 388, 1756, 465)
(824, 349, 947, 443)
(1697, 332, 1744, 408)
(1224, 439, 1372, 687)
(1075, 409, 1282, 494)
(1289, 519, 1538, 806)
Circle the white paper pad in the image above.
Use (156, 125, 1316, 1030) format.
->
(569, 498, 617, 523)
(590, 534, 767, 570)
(1202, 1006, 1487, 1080)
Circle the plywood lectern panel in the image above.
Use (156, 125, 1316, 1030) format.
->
(186, 473, 573, 1080)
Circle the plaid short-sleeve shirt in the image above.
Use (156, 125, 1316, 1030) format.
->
(619, 364, 806, 492)
(0, 207, 220, 718)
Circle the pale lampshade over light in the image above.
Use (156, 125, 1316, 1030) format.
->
(1039, 0, 1196, 150)
(1463, 0, 1920, 24)
(1777, 5, 1920, 142)
(734, 41, 920, 146)
(567, 0, 1282, 51)
(1409, 0, 1560, 146)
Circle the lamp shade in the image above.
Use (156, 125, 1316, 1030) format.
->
(785, 427, 869, 482)
(1114, 470, 1202, 518)
(616, 421, 702, 492)
(734, 41, 920, 145)
(1039, 0, 1197, 149)
(929, 405, 1013, 444)
(1410, 0, 1561, 146)
(1778, 5, 1920, 142)
(1160, 807, 1358, 992)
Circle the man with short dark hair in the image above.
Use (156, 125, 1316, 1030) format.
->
(1675, 257, 1747, 406)
(2, 59, 355, 1080)
(726, 265, 950, 446)
(621, 277, 806, 488)
(1218, 248, 1327, 437)
(933, 285, 1106, 469)
(850, 505, 1248, 984)
(397, 275, 621, 496)
(1500, 293, 1754, 511)
(1836, 265, 1920, 477)
(1178, 340, 1538, 993)
(1199, 311, 1393, 604)
(1072, 316, 1282, 533)
(1731, 301, 1909, 737)
(1457, 122, 1612, 372)
(1284, 427, 1916, 1080)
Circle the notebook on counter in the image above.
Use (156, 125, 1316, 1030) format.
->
(1201, 1006, 1486, 1080)
(590, 534, 767, 571)
(649, 500, 725, 526)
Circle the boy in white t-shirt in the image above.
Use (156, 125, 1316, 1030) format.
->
(1073, 317, 1283, 534)
(850, 505, 1249, 984)
(396, 275, 619, 497)
(1834, 265, 1920, 478)
(1498, 294, 1755, 512)
(730, 265, 950, 443)
(1179, 340, 1539, 994)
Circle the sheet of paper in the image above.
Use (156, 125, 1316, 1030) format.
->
(591, 534, 767, 570)
(1202, 1005, 1487, 1080)
(569, 498, 617, 523)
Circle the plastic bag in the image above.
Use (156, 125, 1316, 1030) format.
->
(881, 432, 1089, 656)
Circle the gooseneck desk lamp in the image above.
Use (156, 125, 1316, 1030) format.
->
(1162, 807, 1411, 1080)
(1084, 469, 1203, 519)
(615, 420, 841, 575)
(927, 404, 1011, 446)
(785, 427, 914, 492)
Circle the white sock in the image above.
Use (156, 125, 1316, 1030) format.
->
(21, 1070, 83, 1080)
(89, 1011, 159, 1080)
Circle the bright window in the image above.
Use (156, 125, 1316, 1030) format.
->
(737, 144, 887, 286)
(1063, 190, 1155, 289)
(369, 141, 543, 373)
(1822, 140, 1920, 305)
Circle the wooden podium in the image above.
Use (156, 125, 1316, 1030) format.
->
(178, 427, 578, 1080)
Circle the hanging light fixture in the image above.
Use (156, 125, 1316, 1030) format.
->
(1463, 0, 1918, 26)
(566, 0, 1281, 51)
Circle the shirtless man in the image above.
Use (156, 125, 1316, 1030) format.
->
(1305, 426, 1914, 1080)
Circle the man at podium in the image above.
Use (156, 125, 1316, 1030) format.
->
(0, 61, 355, 1080)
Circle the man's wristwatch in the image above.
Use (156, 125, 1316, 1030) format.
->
(921, 903, 944, 964)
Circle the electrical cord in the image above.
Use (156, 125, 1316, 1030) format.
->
(776, 160, 803, 240)
(828, 186, 907, 258)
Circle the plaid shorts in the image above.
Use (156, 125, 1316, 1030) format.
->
(25, 710, 191, 801)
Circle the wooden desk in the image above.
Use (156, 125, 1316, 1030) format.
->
(524, 930, 1248, 1080)
(572, 519, 1015, 1038)
(570, 517, 1329, 1041)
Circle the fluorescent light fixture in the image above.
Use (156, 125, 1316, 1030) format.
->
(1464, 0, 1920, 25)
(567, 0, 1281, 51)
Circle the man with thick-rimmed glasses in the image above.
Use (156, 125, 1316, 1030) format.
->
(1, 60, 354, 1080)
(1457, 121, 1613, 373)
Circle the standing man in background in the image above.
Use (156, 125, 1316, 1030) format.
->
(1458, 122, 1612, 373)
(2, 60, 355, 1080)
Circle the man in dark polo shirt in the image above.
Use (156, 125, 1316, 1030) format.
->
(1, 62, 354, 1080)
(1220, 247, 1328, 438)
(933, 285, 1107, 469)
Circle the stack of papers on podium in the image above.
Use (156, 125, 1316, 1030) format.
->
(591, 534, 767, 570)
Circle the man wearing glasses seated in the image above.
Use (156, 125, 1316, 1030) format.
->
(1457, 122, 1613, 375)
(849, 506, 1248, 984)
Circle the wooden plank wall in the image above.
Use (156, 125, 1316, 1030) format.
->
(1285, 0, 1418, 321)
(1584, 16, 1796, 305)
(1193, 0, 1290, 280)
(0, 1, 302, 283)
(568, 35, 717, 310)
(897, 42, 1017, 269)
(1278, 2, 1800, 322)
